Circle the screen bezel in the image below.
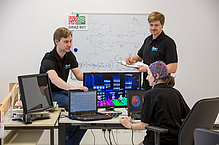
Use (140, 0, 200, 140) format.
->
(68, 89, 97, 117)
(83, 71, 141, 109)
(18, 73, 53, 114)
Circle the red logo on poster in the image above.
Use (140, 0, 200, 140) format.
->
(68, 16, 77, 25)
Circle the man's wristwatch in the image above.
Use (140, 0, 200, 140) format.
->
(128, 123, 132, 129)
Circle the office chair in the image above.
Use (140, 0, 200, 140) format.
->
(194, 128, 219, 145)
(145, 97, 219, 145)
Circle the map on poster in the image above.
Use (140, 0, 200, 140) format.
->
(67, 13, 150, 74)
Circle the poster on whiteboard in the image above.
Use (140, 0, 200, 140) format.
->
(66, 13, 88, 30)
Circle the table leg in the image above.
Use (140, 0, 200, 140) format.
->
(58, 123, 66, 145)
(50, 128, 54, 145)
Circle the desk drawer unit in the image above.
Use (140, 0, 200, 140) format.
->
(2, 130, 43, 145)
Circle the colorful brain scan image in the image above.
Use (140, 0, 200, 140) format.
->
(131, 95, 141, 107)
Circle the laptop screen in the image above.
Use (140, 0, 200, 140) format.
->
(69, 89, 97, 116)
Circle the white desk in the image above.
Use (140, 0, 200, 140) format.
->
(58, 112, 219, 145)
(58, 111, 140, 145)
(4, 109, 61, 145)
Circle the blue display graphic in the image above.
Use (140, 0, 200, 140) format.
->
(83, 72, 141, 108)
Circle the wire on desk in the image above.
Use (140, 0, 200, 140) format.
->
(131, 129, 134, 145)
(111, 129, 118, 145)
(108, 129, 113, 145)
(90, 129, 95, 145)
(103, 129, 110, 145)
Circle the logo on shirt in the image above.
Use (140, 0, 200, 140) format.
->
(152, 47, 158, 52)
(65, 64, 71, 69)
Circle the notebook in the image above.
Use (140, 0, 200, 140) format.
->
(127, 90, 146, 120)
(68, 89, 113, 121)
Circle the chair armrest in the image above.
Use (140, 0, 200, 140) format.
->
(145, 126, 168, 133)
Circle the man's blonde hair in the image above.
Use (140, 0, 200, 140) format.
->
(53, 27, 72, 45)
(148, 11, 165, 25)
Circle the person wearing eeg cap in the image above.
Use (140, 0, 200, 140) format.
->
(120, 61, 190, 145)
(147, 61, 169, 89)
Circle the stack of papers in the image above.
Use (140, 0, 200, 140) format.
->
(117, 61, 148, 69)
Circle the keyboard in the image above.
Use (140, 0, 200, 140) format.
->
(73, 114, 113, 121)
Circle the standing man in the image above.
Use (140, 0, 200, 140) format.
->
(125, 11, 178, 90)
(40, 27, 88, 145)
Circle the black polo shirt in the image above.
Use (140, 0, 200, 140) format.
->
(39, 46, 78, 92)
(141, 83, 190, 145)
(137, 31, 178, 90)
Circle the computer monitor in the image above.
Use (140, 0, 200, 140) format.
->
(127, 90, 146, 119)
(18, 73, 53, 123)
(83, 72, 141, 110)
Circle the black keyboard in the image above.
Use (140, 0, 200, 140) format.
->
(74, 114, 113, 121)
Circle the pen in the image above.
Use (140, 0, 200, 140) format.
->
(128, 54, 131, 64)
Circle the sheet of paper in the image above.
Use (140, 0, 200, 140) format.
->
(117, 61, 148, 69)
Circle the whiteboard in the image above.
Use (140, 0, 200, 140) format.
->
(69, 13, 150, 72)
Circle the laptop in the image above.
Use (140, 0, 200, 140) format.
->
(68, 89, 113, 121)
(127, 90, 146, 120)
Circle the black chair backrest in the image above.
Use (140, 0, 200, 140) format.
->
(178, 97, 219, 145)
(194, 128, 219, 145)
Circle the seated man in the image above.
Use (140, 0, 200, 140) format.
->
(120, 61, 190, 145)
(40, 27, 88, 145)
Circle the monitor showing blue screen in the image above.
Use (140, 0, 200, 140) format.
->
(83, 72, 141, 108)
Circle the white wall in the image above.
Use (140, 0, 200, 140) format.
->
(0, 0, 219, 144)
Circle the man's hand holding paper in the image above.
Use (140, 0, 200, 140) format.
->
(137, 65, 148, 72)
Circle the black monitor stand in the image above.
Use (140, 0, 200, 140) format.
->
(21, 112, 51, 124)
(23, 113, 33, 124)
